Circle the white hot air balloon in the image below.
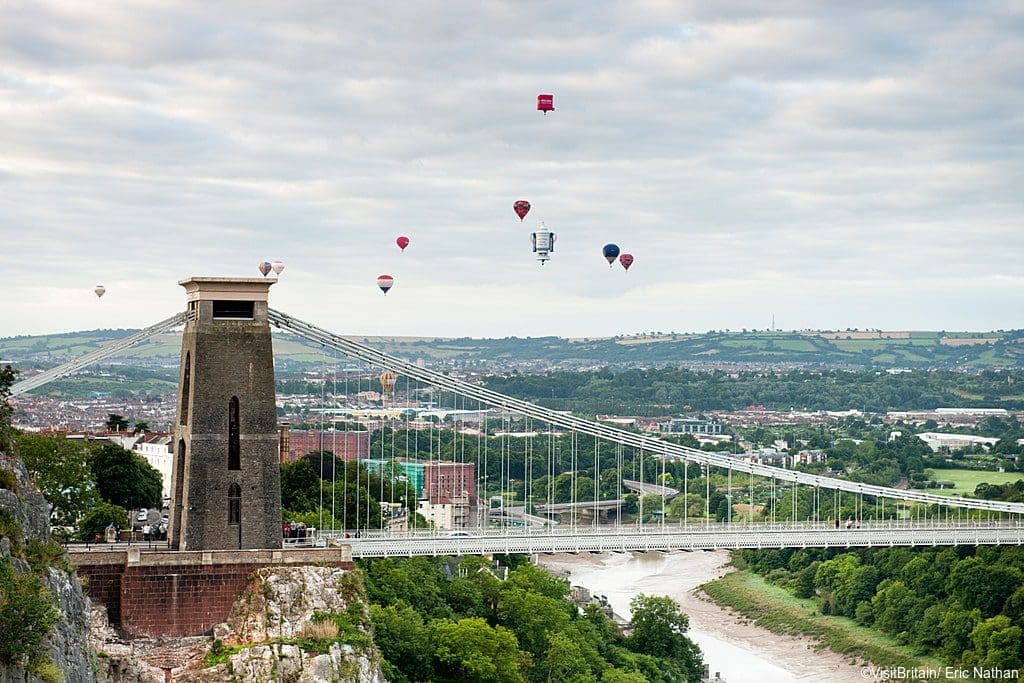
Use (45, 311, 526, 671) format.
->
(271, 260, 285, 276)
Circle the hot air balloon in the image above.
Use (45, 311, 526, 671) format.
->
(379, 370, 397, 394)
(258, 261, 272, 277)
(602, 244, 620, 266)
(513, 200, 531, 221)
(530, 223, 556, 265)
(537, 94, 554, 114)
(94, 284, 106, 299)
(396, 236, 410, 251)
(271, 260, 285, 275)
(619, 253, 634, 271)
(377, 274, 394, 295)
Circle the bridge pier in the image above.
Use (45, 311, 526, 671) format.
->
(71, 548, 352, 637)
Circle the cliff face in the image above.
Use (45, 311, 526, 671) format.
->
(0, 450, 95, 683)
(94, 566, 385, 683)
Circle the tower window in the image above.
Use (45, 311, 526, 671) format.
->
(212, 300, 254, 319)
(228, 397, 240, 470)
(179, 352, 191, 426)
(228, 483, 241, 525)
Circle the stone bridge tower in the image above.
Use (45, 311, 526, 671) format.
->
(169, 278, 282, 550)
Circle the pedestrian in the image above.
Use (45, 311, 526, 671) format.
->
(143, 524, 152, 542)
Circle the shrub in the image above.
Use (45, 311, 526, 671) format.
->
(0, 558, 61, 667)
(0, 468, 16, 492)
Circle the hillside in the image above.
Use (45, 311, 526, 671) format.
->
(1, 328, 1022, 380)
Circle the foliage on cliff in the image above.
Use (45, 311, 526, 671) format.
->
(737, 545, 1024, 672)
(360, 556, 703, 682)
(0, 364, 67, 682)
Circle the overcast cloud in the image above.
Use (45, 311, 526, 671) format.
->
(1, 1, 1021, 338)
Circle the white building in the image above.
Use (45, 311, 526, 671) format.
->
(132, 435, 174, 499)
(745, 448, 788, 466)
(916, 432, 1000, 453)
(417, 493, 476, 530)
(659, 418, 723, 435)
(794, 449, 827, 465)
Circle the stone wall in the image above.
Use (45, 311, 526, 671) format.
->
(71, 547, 354, 638)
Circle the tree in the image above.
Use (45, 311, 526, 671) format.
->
(89, 443, 161, 510)
(281, 459, 322, 512)
(963, 615, 1023, 671)
(0, 558, 61, 670)
(16, 433, 98, 526)
(132, 421, 149, 435)
(104, 414, 130, 432)
(369, 601, 433, 682)
(77, 501, 128, 542)
(626, 594, 702, 680)
(0, 365, 16, 450)
(948, 557, 1022, 618)
(430, 617, 530, 683)
(538, 631, 594, 683)
(496, 588, 571, 657)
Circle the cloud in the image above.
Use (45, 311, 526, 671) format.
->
(0, 0, 1021, 338)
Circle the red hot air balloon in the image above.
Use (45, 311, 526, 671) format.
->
(258, 261, 272, 277)
(377, 274, 394, 295)
(619, 253, 634, 271)
(513, 200, 531, 221)
(396, 236, 410, 251)
(537, 94, 554, 114)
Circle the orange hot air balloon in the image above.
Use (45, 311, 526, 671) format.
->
(396, 236, 410, 251)
(513, 200, 531, 221)
(258, 261, 272, 277)
(619, 253, 634, 271)
(379, 370, 397, 393)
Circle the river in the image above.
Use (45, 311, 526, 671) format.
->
(537, 550, 865, 683)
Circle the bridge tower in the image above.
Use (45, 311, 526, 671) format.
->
(169, 278, 282, 550)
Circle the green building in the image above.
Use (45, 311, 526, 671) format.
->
(363, 458, 425, 497)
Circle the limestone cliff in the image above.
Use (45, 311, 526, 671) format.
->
(93, 566, 385, 683)
(0, 450, 95, 683)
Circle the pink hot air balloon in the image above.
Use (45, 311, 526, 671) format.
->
(619, 253, 634, 271)
(396, 236, 410, 251)
(271, 260, 285, 275)
(258, 261, 272, 277)
(377, 274, 395, 295)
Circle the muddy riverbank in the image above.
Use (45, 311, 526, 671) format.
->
(536, 550, 866, 682)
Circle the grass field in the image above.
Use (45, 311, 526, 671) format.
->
(701, 570, 945, 676)
(920, 468, 1024, 497)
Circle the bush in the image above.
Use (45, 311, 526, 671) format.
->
(0, 468, 16, 492)
(76, 502, 127, 542)
(0, 557, 61, 668)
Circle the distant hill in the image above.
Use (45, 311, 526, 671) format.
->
(2, 328, 1023, 382)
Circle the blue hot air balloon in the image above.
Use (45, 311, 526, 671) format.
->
(602, 243, 620, 266)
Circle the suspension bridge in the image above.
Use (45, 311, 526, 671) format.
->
(12, 302, 1024, 559)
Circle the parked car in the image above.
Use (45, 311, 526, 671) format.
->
(137, 510, 148, 521)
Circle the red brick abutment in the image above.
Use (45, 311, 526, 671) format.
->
(69, 546, 354, 638)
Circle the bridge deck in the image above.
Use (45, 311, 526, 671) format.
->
(319, 520, 1024, 558)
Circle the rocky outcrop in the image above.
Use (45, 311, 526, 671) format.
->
(93, 566, 385, 683)
(0, 451, 95, 683)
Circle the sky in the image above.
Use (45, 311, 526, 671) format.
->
(1, 1, 1021, 339)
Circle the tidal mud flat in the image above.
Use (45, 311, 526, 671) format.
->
(537, 550, 866, 683)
